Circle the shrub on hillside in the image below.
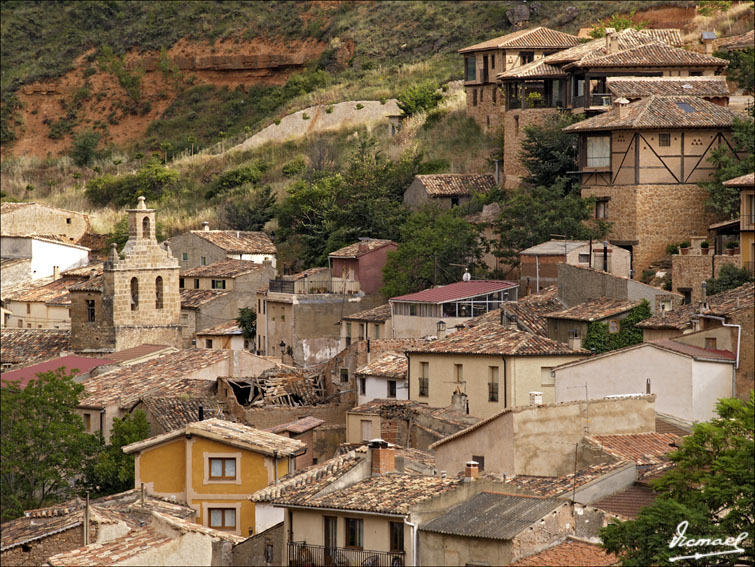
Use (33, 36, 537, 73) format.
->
(70, 130, 102, 167)
(85, 159, 179, 206)
(205, 165, 263, 199)
(397, 81, 443, 117)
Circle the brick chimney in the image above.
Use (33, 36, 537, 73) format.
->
(464, 461, 479, 482)
(202, 221, 210, 231)
(615, 97, 630, 119)
(369, 438, 395, 475)
(605, 28, 618, 53)
(358, 242, 369, 255)
(701, 32, 716, 55)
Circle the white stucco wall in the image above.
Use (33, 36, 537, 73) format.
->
(554, 344, 733, 423)
(227, 252, 277, 269)
(359, 376, 408, 405)
(254, 502, 284, 535)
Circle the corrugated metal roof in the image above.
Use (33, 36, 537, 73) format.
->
(420, 492, 563, 540)
(391, 280, 517, 303)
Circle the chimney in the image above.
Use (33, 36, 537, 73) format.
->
(369, 438, 395, 475)
(89, 268, 97, 280)
(701, 31, 716, 55)
(615, 97, 630, 119)
(202, 221, 210, 231)
(450, 387, 468, 412)
(605, 28, 617, 52)
(464, 461, 479, 482)
(53, 266, 60, 280)
(358, 242, 369, 254)
(529, 391, 543, 405)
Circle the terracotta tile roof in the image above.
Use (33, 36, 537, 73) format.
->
(355, 351, 407, 379)
(277, 472, 461, 515)
(545, 28, 672, 64)
(140, 379, 234, 433)
(252, 446, 369, 503)
(348, 399, 480, 430)
(180, 258, 266, 278)
(718, 29, 755, 51)
(656, 413, 692, 437)
(288, 266, 329, 281)
(502, 460, 632, 498)
(61, 262, 104, 277)
(650, 339, 735, 362)
(522, 284, 559, 304)
(460, 298, 564, 337)
(514, 537, 620, 566)
(266, 416, 325, 435)
(499, 59, 568, 79)
(421, 492, 564, 540)
(637, 282, 753, 329)
(103, 344, 176, 364)
(0, 257, 30, 268)
(343, 303, 392, 322)
(644, 28, 683, 47)
(593, 483, 657, 520)
(565, 95, 739, 132)
(723, 172, 755, 187)
(0, 489, 194, 553)
(391, 280, 517, 303)
(180, 288, 229, 309)
(149, 510, 244, 543)
(606, 76, 730, 99)
(412, 174, 497, 197)
(459, 27, 579, 53)
(1, 355, 113, 390)
(546, 297, 640, 322)
(3, 275, 85, 305)
(328, 239, 395, 258)
(1, 201, 35, 214)
(570, 42, 727, 69)
(47, 526, 172, 566)
(81, 349, 230, 409)
(588, 433, 678, 466)
(0, 329, 70, 367)
(408, 324, 588, 356)
(68, 274, 104, 293)
(123, 417, 305, 457)
(190, 229, 276, 254)
(195, 320, 242, 336)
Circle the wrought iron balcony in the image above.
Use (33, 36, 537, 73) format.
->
(268, 278, 360, 295)
(288, 542, 405, 567)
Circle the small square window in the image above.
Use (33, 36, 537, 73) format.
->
(205, 339, 213, 349)
(66, 217, 72, 224)
(596, 199, 609, 219)
(209, 457, 236, 480)
(659, 133, 671, 147)
(209, 508, 236, 530)
(212, 279, 226, 290)
(200, 256, 207, 266)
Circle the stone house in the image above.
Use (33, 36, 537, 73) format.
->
(180, 288, 230, 347)
(340, 303, 392, 349)
(196, 320, 246, 351)
(389, 279, 519, 339)
(430, 395, 655, 478)
(554, 339, 736, 422)
(497, 27, 726, 187)
(264, 416, 324, 470)
(168, 223, 277, 270)
(3, 275, 82, 329)
(78, 348, 277, 440)
(545, 297, 641, 348)
(726, 172, 754, 272)
(563, 95, 741, 275)
(459, 26, 579, 132)
(0, 489, 195, 567)
(671, 239, 741, 303)
(354, 351, 407, 405)
(419, 492, 607, 567)
(406, 322, 588, 418)
(123, 418, 304, 538)
(69, 198, 182, 353)
(403, 174, 497, 210)
(327, 238, 397, 295)
(519, 239, 631, 294)
(1, 235, 90, 281)
(0, 202, 90, 244)
(637, 282, 753, 399)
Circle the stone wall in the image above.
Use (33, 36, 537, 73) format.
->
(1, 204, 89, 243)
(0, 258, 31, 289)
(71, 290, 115, 352)
(465, 84, 504, 132)
(169, 233, 227, 270)
(503, 108, 558, 188)
(672, 252, 741, 302)
(242, 403, 351, 431)
(730, 305, 754, 400)
(1, 524, 95, 567)
(231, 522, 283, 567)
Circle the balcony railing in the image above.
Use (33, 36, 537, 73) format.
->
(589, 93, 613, 107)
(289, 542, 405, 567)
(268, 278, 360, 295)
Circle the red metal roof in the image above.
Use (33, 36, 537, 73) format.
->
(1, 355, 114, 390)
(390, 280, 517, 303)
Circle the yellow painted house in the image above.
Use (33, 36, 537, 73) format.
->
(123, 418, 305, 537)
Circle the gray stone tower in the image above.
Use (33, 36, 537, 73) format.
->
(71, 197, 182, 352)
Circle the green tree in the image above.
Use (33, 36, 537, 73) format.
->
(107, 214, 166, 249)
(582, 300, 652, 354)
(601, 393, 754, 566)
(1, 368, 98, 520)
(236, 307, 257, 346)
(397, 81, 443, 117)
(85, 158, 180, 207)
(715, 49, 754, 93)
(381, 207, 485, 298)
(703, 114, 754, 218)
(220, 185, 277, 232)
(705, 264, 754, 295)
(519, 112, 582, 189)
(84, 411, 149, 498)
(70, 130, 102, 167)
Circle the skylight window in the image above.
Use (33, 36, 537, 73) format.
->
(676, 102, 695, 113)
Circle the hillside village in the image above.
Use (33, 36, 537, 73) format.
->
(1, 2, 754, 566)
